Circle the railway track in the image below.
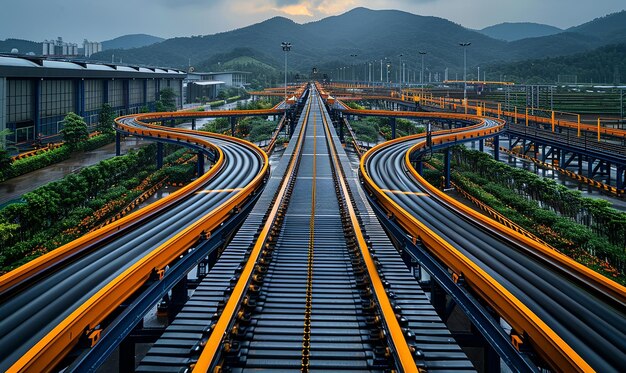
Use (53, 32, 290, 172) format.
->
(138, 85, 471, 372)
(361, 118, 626, 372)
(0, 111, 268, 372)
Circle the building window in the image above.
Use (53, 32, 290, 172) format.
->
(7, 79, 32, 123)
(129, 80, 143, 105)
(84, 79, 103, 112)
(41, 80, 74, 118)
(147, 80, 156, 102)
(108, 80, 124, 108)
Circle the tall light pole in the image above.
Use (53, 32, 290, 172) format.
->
(419, 51, 427, 85)
(459, 42, 471, 102)
(399, 54, 404, 91)
(281, 42, 291, 103)
(350, 54, 357, 84)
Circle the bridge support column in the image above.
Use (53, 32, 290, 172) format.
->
(493, 135, 500, 161)
(115, 132, 121, 156)
(191, 118, 196, 131)
(617, 166, 625, 190)
(390, 117, 397, 139)
(588, 157, 596, 178)
(168, 276, 188, 323)
(197, 152, 205, 176)
(478, 139, 484, 152)
(156, 142, 163, 170)
(119, 337, 135, 373)
(444, 148, 451, 189)
(416, 161, 423, 175)
(230, 116, 236, 137)
(170, 119, 175, 127)
(339, 118, 345, 143)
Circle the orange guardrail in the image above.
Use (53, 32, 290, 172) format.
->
(5, 113, 269, 373)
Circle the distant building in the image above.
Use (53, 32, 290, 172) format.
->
(42, 37, 79, 57)
(0, 54, 185, 144)
(83, 40, 102, 58)
(184, 71, 249, 103)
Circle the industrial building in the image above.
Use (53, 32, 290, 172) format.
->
(0, 54, 185, 144)
(184, 71, 249, 103)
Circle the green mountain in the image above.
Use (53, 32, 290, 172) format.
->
(102, 34, 164, 50)
(89, 8, 508, 73)
(479, 22, 562, 41)
(567, 10, 626, 45)
(0, 39, 41, 54)
(87, 7, 626, 80)
(485, 43, 626, 84)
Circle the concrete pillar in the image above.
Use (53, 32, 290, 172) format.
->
(479, 139, 484, 152)
(197, 152, 205, 176)
(587, 157, 594, 178)
(191, 118, 196, 131)
(444, 148, 451, 189)
(156, 142, 163, 169)
(115, 132, 121, 156)
(617, 166, 624, 190)
(416, 161, 423, 175)
(390, 117, 397, 139)
(493, 135, 500, 161)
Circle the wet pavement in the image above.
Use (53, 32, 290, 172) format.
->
(0, 137, 149, 206)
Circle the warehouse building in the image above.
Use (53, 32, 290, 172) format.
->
(0, 53, 185, 144)
(184, 71, 249, 103)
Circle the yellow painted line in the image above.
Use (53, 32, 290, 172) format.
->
(382, 189, 429, 196)
(195, 188, 243, 194)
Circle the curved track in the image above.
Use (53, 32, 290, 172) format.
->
(0, 114, 267, 372)
(361, 119, 626, 371)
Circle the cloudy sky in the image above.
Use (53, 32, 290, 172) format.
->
(1, 0, 624, 42)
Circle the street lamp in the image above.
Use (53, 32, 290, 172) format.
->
(399, 54, 404, 91)
(419, 51, 427, 85)
(350, 54, 358, 84)
(281, 41, 291, 103)
(459, 42, 471, 102)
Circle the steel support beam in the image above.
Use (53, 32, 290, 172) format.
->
(115, 132, 121, 156)
(444, 147, 451, 189)
(156, 142, 163, 170)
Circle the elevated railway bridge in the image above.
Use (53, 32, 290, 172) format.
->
(0, 83, 624, 373)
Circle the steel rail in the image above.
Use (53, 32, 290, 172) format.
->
(317, 94, 419, 372)
(192, 91, 313, 372)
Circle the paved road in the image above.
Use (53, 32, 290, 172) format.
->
(0, 137, 148, 206)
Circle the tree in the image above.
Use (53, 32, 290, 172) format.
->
(0, 129, 16, 175)
(97, 104, 115, 134)
(156, 88, 177, 112)
(60, 112, 89, 150)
